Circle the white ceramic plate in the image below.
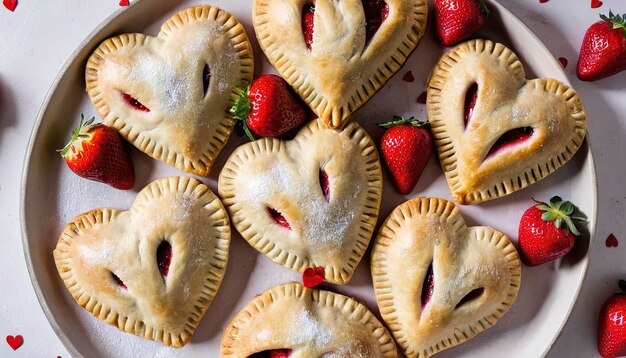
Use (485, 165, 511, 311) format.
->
(21, 0, 597, 357)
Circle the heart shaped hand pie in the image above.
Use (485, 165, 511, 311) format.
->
(53, 177, 230, 347)
(221, 282, 397, 357)
(372, 197, 521, 357)
(427, 39, 587, 204)
(253, 0, 427, 128)
(86, 5, 254, 176)
(218, 120, 382, 284)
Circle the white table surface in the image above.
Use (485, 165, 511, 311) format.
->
(1, 0, 624, 357)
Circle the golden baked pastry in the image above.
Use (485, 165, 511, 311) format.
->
(372, 197, 521, 357)
(218, 120, 382, 284)
(86, 5, 254, 176)
(53, 177, 231, 347)
(427, 39, 587, 204)
(253, 0, 428, 128)
(221, 282, 397, 357)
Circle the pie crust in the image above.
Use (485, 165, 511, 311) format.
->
(53, 177, 231, 348)
(427, 39, 587, 204)
(218, 120, 382, 284)
(253, 0, 428, 128)
(86, 5, 254, 176)
(372, 197, 521, 358)
(221, 282, 397, 357)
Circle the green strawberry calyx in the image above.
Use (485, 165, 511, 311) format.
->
(535, 196, 582, 236)
(600, 10, 626, 38)
(377, 116, 430, 129)
(57, 114, 95, 158)
(479, 0, 490, 17)
(229, 85, 256, 141)
(619, 280, 626, 293)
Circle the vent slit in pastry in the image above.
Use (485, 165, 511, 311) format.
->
(157, 240, 172, 278)
(202, 63, 211, 96)
(267, 207, 292, 230)
(111, 272, 127, 289)
(464, 83, 478, 127)
(121, 92, 150, 112)
(455, 287, 485, 309)
(319, 168, 330, 202)
(302, 3, 315, 50)
(486, 127, 534, 159)
(363, 0, 389, 45)
(248, 349, 292, 358)
(420, 262, 434, 310)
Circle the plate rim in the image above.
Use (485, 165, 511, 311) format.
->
(19, 1, 149, 357)
(19, 0, 599, 357)
(487, 1, 598, 356)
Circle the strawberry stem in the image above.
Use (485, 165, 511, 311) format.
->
(229, 85, 255, 141)
(377, 115, 429, 129)
(600, 10, 626, 38)
(619, 280, 626, 292)
(57, 114, 95, 157)
(537, 196, 581, 236)
(479, 0, 490, 17)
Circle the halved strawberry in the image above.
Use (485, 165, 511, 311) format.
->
(58, 114, 135, 190)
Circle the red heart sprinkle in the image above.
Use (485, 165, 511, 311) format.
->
(591, 0, 602, 8)
(416, 92, 427, 104)
(539, 0, 548, 3)
(303, 266, 325, 288)
(3, 0, 17, 11)
(119, 0, 129, 6)
(6, 335, 23, 351)
(402, 71, 415, 83)
(558, 57, 568, 69)
(606, 233, 618, 248)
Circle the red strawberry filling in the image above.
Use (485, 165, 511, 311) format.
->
(157, 241, 172, 277)
(111, 272, 127, 289)
(421, 263, 434, 309)
(319, 169, 330, 201)
(267, 207, 291, 230)
(363, 0, 389, 43)
(249, 349, 292, 358)
(203, 64, 211, 95)
(122, 93, 150, 112)
(486, 127, 534, 158)
(455, 287, 484, 309)
(464, 83, 478, 127)
(302, 4, 315, 50)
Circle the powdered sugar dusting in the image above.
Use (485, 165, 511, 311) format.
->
(290, 308, 333, 346)
(239, 158, 362, 248)
(103, 19, 240, 137)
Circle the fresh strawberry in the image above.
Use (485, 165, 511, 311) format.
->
(58, 114, 135, 190)
(231, 74, 308, 140)
(518, 196, 582, 266)
(378, 116, 432, 195)
(302, 4, 315, 50)
(434, 0, 490, 47)
(598, 280, 626, 358)
(577, 11, 626, 81)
